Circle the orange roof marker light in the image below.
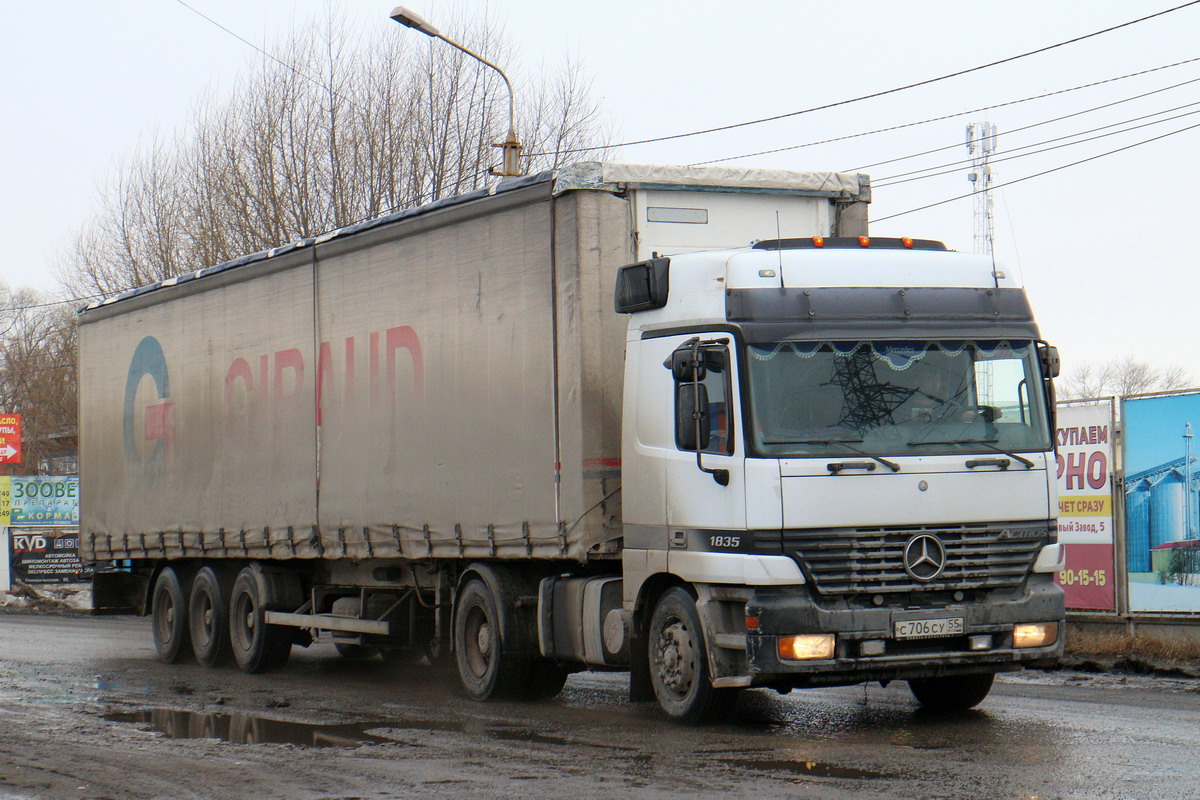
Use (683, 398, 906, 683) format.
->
(901, 237, 914, 249)
(811, 236, 825, 247)
(858, 236, 870, 247)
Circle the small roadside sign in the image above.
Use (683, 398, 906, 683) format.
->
(0, 415, 21, 464)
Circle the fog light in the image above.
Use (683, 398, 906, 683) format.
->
(1013, 622, 1058, 649)
(969, 635, 991, 651)
(778, 634, 835, 661)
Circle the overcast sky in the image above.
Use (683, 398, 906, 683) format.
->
(4, 1, 1199, 378)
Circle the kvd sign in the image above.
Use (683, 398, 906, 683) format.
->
(0, 415, 21, 464)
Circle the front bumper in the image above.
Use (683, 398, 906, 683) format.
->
(742, 576, 1064, 689)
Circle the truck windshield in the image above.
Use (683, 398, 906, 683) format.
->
(746, 340, 1052, 457)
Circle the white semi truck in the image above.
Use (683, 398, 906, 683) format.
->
(81, 162, 1065, 722)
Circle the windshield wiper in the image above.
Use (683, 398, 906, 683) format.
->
(907, 438, 1034, 469)
(768, 438, 900, 472)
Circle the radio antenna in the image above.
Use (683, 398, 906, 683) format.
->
(775, 211, 785, 288)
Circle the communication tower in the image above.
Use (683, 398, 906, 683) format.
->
(966, 122, 998, 255)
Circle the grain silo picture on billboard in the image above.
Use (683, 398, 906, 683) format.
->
(1124, 391, 1200, 612)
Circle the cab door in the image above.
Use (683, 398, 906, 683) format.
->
(655, 335, 747, 540)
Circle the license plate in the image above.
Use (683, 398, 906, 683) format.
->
(893, 617, 964, 640)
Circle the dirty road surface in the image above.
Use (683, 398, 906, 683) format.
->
(1, 613, 1197, 799)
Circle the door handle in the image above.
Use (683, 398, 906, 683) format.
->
(827, 461, 877, 474)
(966, 457, 1010, 470)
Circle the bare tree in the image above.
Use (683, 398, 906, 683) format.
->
(1061, 355, 1194, 400)
(0, 293, 78, 476)
(59, 12, 613, 298)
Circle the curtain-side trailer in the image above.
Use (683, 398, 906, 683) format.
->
(81, 162, 1064, 722)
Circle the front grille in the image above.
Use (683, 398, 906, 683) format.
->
(782, 522, 1049, 595)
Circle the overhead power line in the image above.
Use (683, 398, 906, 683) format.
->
(530, 1, 1200, 157)
(873, 100, 1200, 185)
(872, 119, 1200, 223)
(695, 56, 1200, 166)
(2, 295, 100, 313)
(173, 0, 376, 117)
(848, 71, 1200, 172)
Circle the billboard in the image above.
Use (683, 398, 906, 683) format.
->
(1054, 402, 1116, 611)
(1123, 391, 1200, 612)
(0, 476, 79, 525)
(0, 415, 21, 464)
(9, 528, 89, 584)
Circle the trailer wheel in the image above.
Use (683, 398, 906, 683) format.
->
(188, 566, 232, 667)
(454, 578, 525, 700)
(151, 567, 191, 664)
(379, 647, 426, 666)
(333, 643, 378, 661)
(648, 587, 732, 724)
(229, 564, 293, 674)
(908, 673, 995, 711)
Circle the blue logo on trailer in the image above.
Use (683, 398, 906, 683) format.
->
(123, 336, 172, 464)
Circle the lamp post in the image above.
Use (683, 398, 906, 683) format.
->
(390, 6, 523, 177)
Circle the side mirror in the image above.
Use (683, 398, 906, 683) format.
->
(614, 257, 670, 313)
(670, 349, 707, 383)
(667, 342, 725, 382)
(676, 383, 711, 451)
(1039, 344, 1061, 379)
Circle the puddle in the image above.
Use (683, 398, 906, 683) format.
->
(372, 717, 468, 734)
(723, 759, 891, 780)
(103, 708, 618, 751)
(489, 728, 577, 747)
(105, 709, 388, 748)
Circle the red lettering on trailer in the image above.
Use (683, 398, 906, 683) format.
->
(224, 357, 254, 418)
(386, 327, 424, 400)
(273, 349, 305, 410)
(223, 326, 424, 427)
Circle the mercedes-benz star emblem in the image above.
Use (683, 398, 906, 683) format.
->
(903, 534, 946, 581)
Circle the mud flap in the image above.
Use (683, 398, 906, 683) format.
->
(695, 585, 752, 683)
(628, 630, 654, 702)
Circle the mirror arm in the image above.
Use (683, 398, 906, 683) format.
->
(689, 340, 729, 486)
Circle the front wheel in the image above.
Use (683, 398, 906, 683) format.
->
(908, 673, 995, 711)
(648, 587, 734, 724)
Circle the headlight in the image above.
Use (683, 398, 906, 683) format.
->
(778, 634, 835, 661)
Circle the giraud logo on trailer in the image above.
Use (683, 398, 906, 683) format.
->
(124, 336, 175, 465)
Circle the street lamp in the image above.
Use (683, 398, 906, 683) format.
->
(389, 6, 523, 177)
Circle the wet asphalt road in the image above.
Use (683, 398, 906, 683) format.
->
(0, 612, 1197, 799)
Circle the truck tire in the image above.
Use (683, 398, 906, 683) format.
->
(188, 566, 232, 667)
(519, 660, 570, 701)
(151, 566, 191, 664)
(454, 578, 526, 700)
(648, 587, 733, 724)
(908, 673, 995, 711)
(333, 643, 378, 661)
(229, 564, 293, 674)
